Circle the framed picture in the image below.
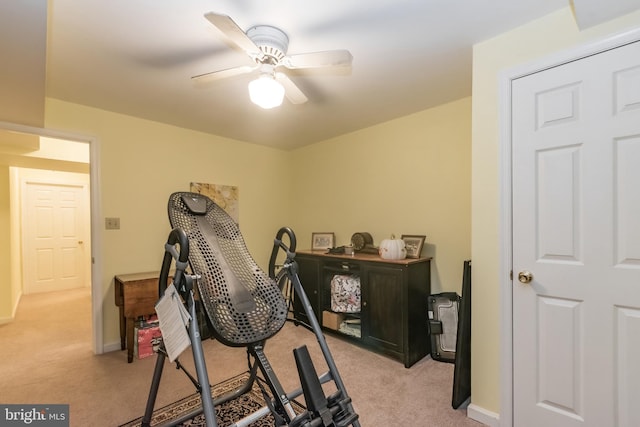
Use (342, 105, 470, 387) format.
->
(312, 232, 335, 250)
(401, 235, 426, 258)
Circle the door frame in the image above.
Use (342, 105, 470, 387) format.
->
(498, 27, 640, 427)
(0, 120, 104, 355)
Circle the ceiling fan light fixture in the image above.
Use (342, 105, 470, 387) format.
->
(248, 75, 285, 109)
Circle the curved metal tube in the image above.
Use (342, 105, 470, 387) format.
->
(159, 227, 190, 297)
(268, 226, 297, 279)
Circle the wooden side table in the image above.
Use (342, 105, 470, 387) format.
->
(114, 272, 160, 362)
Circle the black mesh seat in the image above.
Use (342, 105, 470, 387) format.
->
(167, 192, 288, 346)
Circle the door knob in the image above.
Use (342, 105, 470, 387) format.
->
(518, 271, 533, 284)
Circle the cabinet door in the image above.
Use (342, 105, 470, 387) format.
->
(293, 255, 321, 325)
(362, 265, 404, 355)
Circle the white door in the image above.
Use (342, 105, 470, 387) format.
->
(23, 182, 87, 294)
(512, 41, 640, 426)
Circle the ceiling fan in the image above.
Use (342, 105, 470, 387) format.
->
(192, 12, 353, 108)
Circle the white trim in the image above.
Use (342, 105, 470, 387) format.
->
(89, 132, 104, 354)
(0, 291, 20, 325)
(501, 26, 640, 82)
(498, 70, 514, 427)
(498, 26, 640, 427)
(13, 291, 22, 318)
(0, 121, 104, 355)
(103, 340, 122, 353)
(467, 403, 500, 427)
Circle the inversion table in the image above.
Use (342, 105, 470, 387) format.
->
(141, 192, 360, 427)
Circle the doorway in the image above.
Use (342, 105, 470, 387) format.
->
(501, 29, 640, 427)
(0, 122, 103, 354)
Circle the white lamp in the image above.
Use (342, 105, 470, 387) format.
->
(248, 74, 285, 109)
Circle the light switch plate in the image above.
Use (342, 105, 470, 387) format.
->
(105, 217, 120, 230)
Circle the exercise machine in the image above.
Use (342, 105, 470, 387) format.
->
(141, 192, 359, 427)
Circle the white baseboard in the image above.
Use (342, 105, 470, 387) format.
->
(103, 340, 122, 353)
(13, 292, 22, 318)
(467, 403, 500, 427)
(0, 293, 22, 325)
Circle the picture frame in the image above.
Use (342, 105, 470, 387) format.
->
(312, 232, 335, 250)
(401, 235, 426, 258)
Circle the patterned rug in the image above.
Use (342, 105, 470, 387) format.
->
(120, 372, 304, 427)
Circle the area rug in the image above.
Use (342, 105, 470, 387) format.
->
(120, 372, 305, 427)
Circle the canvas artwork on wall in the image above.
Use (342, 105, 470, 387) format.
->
(190, 182, 239, 223)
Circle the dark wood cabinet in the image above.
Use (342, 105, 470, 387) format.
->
(294, 250, 431, 368)
(292, 255, 321, 325)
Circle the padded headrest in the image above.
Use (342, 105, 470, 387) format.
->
(181, 194, 207, 215)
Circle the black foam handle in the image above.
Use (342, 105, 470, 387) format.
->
(159, 228, 190, 297)
(268, 227, 297, 279)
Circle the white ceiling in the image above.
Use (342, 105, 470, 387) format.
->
(46, 0, 570, 150)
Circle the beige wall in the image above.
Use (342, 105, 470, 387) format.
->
(0, 166, 11, 321)
(471, 6, 640, 416)
(42, 96, 471, 350)
(25, 136, 90, 163)
(291, 97, 472, 294)
(45, 98, 293, 348)
(0, 0, 47, 127)
(8, 168, 20, 323)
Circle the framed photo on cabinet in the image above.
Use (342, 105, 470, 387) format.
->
(401, 235, 426, 258)
(312, 232, 335, 250)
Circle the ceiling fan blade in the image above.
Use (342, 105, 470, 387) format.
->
(204, 12, 264, 60)
(191, 65, 256, 82)
(275, 72, 308, 104)
(283, 50, 353, 70)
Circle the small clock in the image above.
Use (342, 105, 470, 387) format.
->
(351, 232, 373, 251)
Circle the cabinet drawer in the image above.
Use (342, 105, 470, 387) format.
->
(323, 260, 360, 273)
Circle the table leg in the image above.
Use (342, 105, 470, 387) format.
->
(119, 306, 126, 350)
(126, 317, 135, 363)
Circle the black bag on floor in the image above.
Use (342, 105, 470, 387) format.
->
(452, 260, 471, 409)
(428, 292, 460, 363)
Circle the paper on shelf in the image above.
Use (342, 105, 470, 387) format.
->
(155, 283, 192, 362)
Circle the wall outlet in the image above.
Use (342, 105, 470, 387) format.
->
(105, 217, 120, 230)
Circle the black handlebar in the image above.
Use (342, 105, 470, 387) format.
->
(268, 227, 297, 279)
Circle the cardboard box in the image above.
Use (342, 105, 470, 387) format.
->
(322, 310, 345, 331)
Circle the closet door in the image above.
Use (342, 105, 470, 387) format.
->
(23, 182, 88, 294)
(512, 40, 640, 427)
